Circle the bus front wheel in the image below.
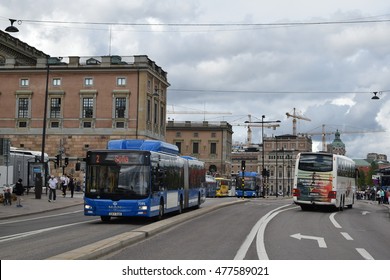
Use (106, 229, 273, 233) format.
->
(158, 201, 164, 220)
(101, 216, 111, 222)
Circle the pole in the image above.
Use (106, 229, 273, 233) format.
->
(261, 115, 266, 197)
(36, 62, 50, 199)
(245, 116, 280, 198)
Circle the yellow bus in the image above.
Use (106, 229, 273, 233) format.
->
(215, 177, 233, 197)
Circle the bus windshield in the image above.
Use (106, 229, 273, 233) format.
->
(298, 154, 333, 172)
(86, 164, 150, 198)
(236, 177, 257, 190)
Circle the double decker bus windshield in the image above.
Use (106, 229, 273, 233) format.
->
(86, 165, 150, 198)
(298, 154, 333, 172)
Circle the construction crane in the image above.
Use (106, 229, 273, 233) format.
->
(286, 107, 311, 136)
(231, 114, 280, 145)
(299, 124, 386, 151)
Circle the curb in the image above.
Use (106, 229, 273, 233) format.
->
(47, 199, 247, 260)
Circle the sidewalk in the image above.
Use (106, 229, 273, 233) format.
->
(0, 191, 84, 220)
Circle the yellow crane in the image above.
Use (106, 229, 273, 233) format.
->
(286, 108, 311, 136)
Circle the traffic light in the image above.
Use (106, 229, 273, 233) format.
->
(55, 154, 61, 167)
(64, 157, 69, 167)
(241, 160, 246, 171)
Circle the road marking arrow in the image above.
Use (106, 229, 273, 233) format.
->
(361, 211, 370, 215)
(290, 233, 327, 248)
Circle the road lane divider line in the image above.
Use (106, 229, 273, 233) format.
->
(356, 248, 374, 260)
(329, 212, 342, 228)
(0, 210, 84, 225)
(340, 232, 353, 240)
(234, 204, 297, 260)
(0, 220, 95, 243)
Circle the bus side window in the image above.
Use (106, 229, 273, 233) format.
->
(152, 166, 166, 191)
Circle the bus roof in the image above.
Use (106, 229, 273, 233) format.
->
(107, 139, 179, 155)
(237, 171, 259, 177)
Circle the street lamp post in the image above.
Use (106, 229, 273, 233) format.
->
(245, 116, 280, 198)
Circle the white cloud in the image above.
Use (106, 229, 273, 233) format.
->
(2, 0, 390, 158)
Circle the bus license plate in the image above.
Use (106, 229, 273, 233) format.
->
(310, 192, 319, 196)
(108, 212, 122, 216)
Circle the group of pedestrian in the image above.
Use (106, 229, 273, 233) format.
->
(48, 173, 76, 202)
(376, 188, 390, 204)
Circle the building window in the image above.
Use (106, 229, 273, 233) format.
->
(84, 78, 93, 86)
(211, 132, 216, 138)
(83, 121, 92, 128)
(117, 77, 126, 86)
(115, 97, 126, 118)
(175, 132, 181, 137)
(50, 98, 61, 118)
(194, 132, 199, 138)
(210, 142, 217, 154)
(18, 98, 29, 118)
(160, 106, 164, 127)
(82, 98, 94, 118)
(50, 121, 60, 128)
(116, 122, 125, 128)
(147, 99, 151, 122)
(154, 102, 158, 124)
(20, 79, 29, 87)
(147, 79, 151, 92)
(18, 121, 27, 128)
(192, 142, 199, 154)
(52, 78, 61, 86)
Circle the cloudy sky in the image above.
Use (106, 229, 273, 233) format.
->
(2, 0, 390, 159)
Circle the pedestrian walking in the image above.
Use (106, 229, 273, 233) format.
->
(48, 175, 58, 202)
(68, 176, 75, 198)
(386, 189, 390, 204)
(14, 178, 24, 207)
(376, 189, 382, 204)
(381, 189, 386, 203)
(60, 174, 69, 197)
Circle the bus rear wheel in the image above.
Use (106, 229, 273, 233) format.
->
(178, 196, 183, 214)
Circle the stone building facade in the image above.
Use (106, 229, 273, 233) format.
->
(165, 120, 233, 178)
(0, 30, 169, 175)
(231, 134, 312, 195)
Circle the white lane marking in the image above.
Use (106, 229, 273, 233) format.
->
(329, 212, 342, 228)
(340, 232, 353, 240)
(234, 204, 297, 260)
(256, 206, 297, 259)
(290, 233, 327, 248)
(0, 210, 84, 225)
(0, 220, 98, 243)
(356, 248, 375, 260)
(361, 211, 370, 215)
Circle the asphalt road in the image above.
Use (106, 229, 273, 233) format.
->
(1, 197, 389, 260)
(105, 199, 390, 260)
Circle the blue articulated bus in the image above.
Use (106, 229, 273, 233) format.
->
(235, 171, 261, 198)
(84, 139, 206, 221)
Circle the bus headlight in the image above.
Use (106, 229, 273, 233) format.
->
(139, 205, 148, 211)
(84, 204, 93, 210)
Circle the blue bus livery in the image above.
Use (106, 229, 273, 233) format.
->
(235, 171, 261, 197)
(84, 139, 206, 221)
